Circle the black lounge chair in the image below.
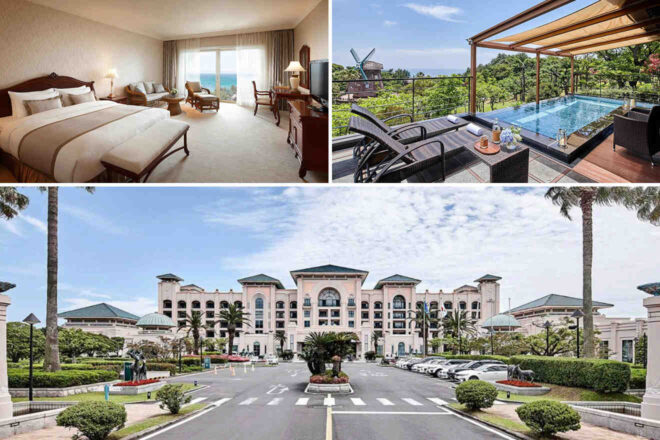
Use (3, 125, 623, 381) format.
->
(350, 103, 469, 164)
(613, 106, 660, 166)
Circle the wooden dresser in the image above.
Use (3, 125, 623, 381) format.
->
(287, 100, 328, 178)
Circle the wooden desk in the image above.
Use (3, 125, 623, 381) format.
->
(272, 87, 310, 126)
(287, 100, 328, 178)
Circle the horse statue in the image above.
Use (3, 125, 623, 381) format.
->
(127, 349, 148, 382)
(507, 364, 518, 380)
(512, 365, 534, 382)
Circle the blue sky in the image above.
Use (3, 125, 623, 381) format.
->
(1, 186, 657, 325)
(332, 0, 595, 71)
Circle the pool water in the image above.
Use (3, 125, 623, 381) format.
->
(482, 95, 625, 139)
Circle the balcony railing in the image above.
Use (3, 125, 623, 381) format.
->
(573, 72, 660, 104)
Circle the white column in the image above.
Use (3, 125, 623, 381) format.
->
(0, 294, 12, 420)
(642, 296, 660, 420)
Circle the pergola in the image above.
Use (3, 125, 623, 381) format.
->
(468, 0, 660, 113)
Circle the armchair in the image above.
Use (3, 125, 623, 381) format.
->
(252, 81, 276, 117)
(185, 81, 219, 113)
(613, 106, 660, 166)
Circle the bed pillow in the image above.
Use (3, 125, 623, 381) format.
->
(70, 91, 96, 105)
(144, 82, 155, 94)
(24, 95, 62, 115)
(57, 86, 91, 106)
(8, 89, 57, 118)
(153, 83, 166, 93)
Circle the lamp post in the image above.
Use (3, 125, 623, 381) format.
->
(22, 313, 40, 402)
(490, 328, 495, 355)
(571, 309, 584, 358)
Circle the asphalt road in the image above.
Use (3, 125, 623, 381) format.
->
(144, 362, 515, 440)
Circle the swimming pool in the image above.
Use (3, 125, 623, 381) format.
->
(482, 95, 629, 139)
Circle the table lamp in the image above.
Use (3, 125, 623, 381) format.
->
(284, 61, 306, 91)
(105, 68, 118, 98)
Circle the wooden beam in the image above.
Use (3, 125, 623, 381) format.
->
(477, 41, 570, 57)
(470, 43, 477, 114)
(557, 30, 660, 55)
(539, 17, 660, 50)
(511, 0, 657, 47)
(470, 0, 574, 43)
(570, 56, 575, 94)
(536, 52, 541, 105)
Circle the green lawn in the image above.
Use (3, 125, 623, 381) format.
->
(449, 403, 532, 436)
(497, 383, 641, 404)
(108, 403, 206, 440)
(12, 383, 198, 404)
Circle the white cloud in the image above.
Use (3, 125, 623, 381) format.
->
(20, 215, 46, 233)
(198, 187, 658, 319)
(383, 20, 397, 27)
(403, 3, 464, 22)
(60, 204, 127, 235)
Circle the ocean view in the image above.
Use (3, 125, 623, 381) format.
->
(200, 72, 237, 91)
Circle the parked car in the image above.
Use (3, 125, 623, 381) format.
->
(265, 354, 279, 365)
(427, 359, 471, 377)
(396, 357, 414, 369)
(455, 364, 509, 382)
(446, 360, 504, 380)
(412, 358, 446, 373)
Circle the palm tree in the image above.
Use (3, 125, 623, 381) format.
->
(274, 331, 287, 354)
(546, 187, 660, 358)
(371, 331, 382, 353)
(0, 187, 29, 220)
(442, 310, 476, 354)
(216, 304, 251, 355)
(179, 311, 209, 355)
(408, 303, 438, 357)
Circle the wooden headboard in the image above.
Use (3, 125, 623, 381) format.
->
(0, 72, 95, 118)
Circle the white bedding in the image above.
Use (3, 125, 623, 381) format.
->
(0, 101, 169, 182)
(0, 116, 17, 135)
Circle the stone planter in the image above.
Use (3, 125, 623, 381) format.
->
(110, 381, 165, 395)
(305, 382, 353, 394)
(494, 382, 550, 396)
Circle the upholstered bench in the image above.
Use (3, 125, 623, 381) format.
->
(101, 119, 190, 182)
(195, 93, 219, 112)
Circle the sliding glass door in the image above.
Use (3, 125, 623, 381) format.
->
(200, 49, 237, 103)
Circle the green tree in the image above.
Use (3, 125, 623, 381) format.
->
(7, 322, 45, 362)
(110, 337, 125, 356)
(635, 333, 648, 368)
(0, 187, 29, 220)
(59, 328, 91, 362)
(546, 187, 660, 357)
(408, 303, 438, 356)
(442, 310, 476, 354)
(179, 311, 208, 355)
(371, 331, 382, 353)
(429, 337, 443, 354)
(216, 304, 251, 356)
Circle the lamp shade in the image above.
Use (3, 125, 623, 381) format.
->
(105, 68, 118, 79)
(284, 61, 306, 73)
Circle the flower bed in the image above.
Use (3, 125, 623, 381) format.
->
(113, 379, 160, 387)
(496, 380, 540, 388)
(309, 370, 349, 384)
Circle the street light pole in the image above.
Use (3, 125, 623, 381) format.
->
(22, 313, 41, 402)
(571, 309, 584, 358)
(490, 328, 494, 355)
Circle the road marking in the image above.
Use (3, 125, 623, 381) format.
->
(267, 384, 289, 395)
(448, 410, 517, 439)
(324, 394, 335, 407)
(267, 398, 283, 406)
(401, 398, 423, 406)
(296, 397, 309, 406)
(427, 398, 448, 406)
(325, 407, 333, 440)
(333, 411, 452, 415)
(377, 398, 394, 406)
(350, 398, 366, 406)
(188, 397, 207, 405)
(137, 406, 216, 440)
(239, 397, 258, 405)
(212, 398, 231, 406)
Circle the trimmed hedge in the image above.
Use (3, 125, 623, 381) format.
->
(8, 369, 118, 388)
(442, 354, 512, 364)
(158, 358, 202, 366)
(516, 400, 581, 435)
(510, 355, 630, 393)
(57, 401, 126, 440)
(455, 380, 498, 410)
(630, 368, 646, 389)
(148, 362, 178, 376)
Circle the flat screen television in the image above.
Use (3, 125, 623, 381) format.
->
(310, 59, 329, 112)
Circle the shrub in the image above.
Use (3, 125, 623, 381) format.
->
(280, 350, 294, 361)
(156, 384, 191, 414)
(630, 368, 646, 389)
(56, 401, 126, 440)
(443, 354, 511, 364)
(8, 369, 117, 388)
(455, 380, 498, 410)
(147, 362, 178, 376)
(510, 355, 630, 393)
(364, 351, 376, 361)
(516, 400, 581, 435)
(310, 371, 349, 384)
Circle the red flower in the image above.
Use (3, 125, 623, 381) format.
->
(114, 379, 160, 387)
(496, 380, 540, 388)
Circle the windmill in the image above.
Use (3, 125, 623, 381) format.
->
(351, 48, 376, 80)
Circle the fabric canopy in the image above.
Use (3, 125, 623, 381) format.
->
(487, 0, 660, 56)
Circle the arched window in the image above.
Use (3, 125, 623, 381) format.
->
(220, 301, 229, 308)
(393, 295, 405, 310)
(290, 301, 297, 309)
(192, 301, 200, 309)
(319, 288, 340, 307)
(234, 301, 243, 308)
(397, 342, 405, 356)
(361, 301, 369, 309)
(416, 301, 424, 310)
(255, 298, 264, 309)
(430, 301, 438, 310)
(253, 341, 260, 356)
(276, 301, 285, 309)
(177, 300, 186, 308)
(163, 300, 172, 308)
(444, 301, 453, 310)
(471, 301, 480, 310)
(374, 301, 383, 310)
(459, 301, 467, 310)
(206, 300, 214, 308)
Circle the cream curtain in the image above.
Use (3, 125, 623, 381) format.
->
(176, 38, 201, 98)
(163, 41, 178, 91)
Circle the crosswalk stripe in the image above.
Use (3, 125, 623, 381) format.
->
(239, 397, 258, 405)
(188, 397, 207, 405)
(401, 398, 423, 406)
(427, 397, 448, 406)
(350, 398, 366, 406)
(324, 395, 336, 407)
(267, 398, 283, 406)
(377, 398, 394, 406)
(295, 398, 309, 406)
(212, 398, 231, 406)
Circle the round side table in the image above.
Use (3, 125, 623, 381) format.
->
(161, 95, 185, 116)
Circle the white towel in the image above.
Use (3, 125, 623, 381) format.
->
(447, 115, 459, 124)
(466, 123, 483, 136)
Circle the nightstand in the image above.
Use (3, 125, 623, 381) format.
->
(100, 96, 127, 104)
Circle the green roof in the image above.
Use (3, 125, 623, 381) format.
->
(58, 303, 140, 321)
(137, 313, 175, 328)
(475, 274, 502, 282)
(291, 264, 368, 274)
(482, 314, 521, 329)
(0, 282, 16, 293)
(506, 294, 613, 314)
(238, 274, 284, 289)
(375, 274, 421, 289)
(156, 273, 183, 282)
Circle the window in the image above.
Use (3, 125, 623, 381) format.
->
(220, 331, 226, 338)
(393, 295, 405, 309)
(319, 310, 328, 317)
(348, 310, 354, 318)
(276, 301, 285, 309)
(622, 340, 634, 363)
(471, 311, 477, 319)
(177, 300, 186, 308)
(206, 300, 214, 308)
(253, 341, 260, 356)
(163, 311, 172, 317)
(393, 311, 405, 319)
(304, 310, 310, 318)
(374, 321, 383, 329)
(255, 297, 264, 331)
(331, 310, 340, 318)
(348, 298, 356, 306)
(177, 311, 186, 318)
(163, 300, 172, 308)
(276, 311, 284, 319)
(255, 298, 264, 309)
(361, 301, 369, 309)
(206, 311, 214, 319)
(319, 320, 328, 326)
(192, 301, 200, 309)
(290, 311, 297, 319)
(393, 321, 405, 328)
(459, 301, 467, 310)
(220, 301, 229, 308)
(416, 301, 424, 310)
(206, 330, 214, 338)
(374, 312, 383, 319)
(444, 301, 452, 310)
(304, 298, 311, 306)
(348, 321, 354, 328)
(472, 301, 480, 310)
(178, 320, 186, 327)
(331, 320, 340, 326)
(199, 49, 237, 102)
(290, 301, 298, 309)
(304, 320, 310, 328)
(361, 311, 369, 319)
(276, 321, 285, 328)
(430, 302, 438, 310)
(234, 301, 242, 308)
(319, 288, 340, 307)
(374, 302, 383, 310)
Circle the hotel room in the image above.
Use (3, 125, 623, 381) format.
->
(0, 0, 329, 183)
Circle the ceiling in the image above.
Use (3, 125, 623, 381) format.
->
(27, 0, 322, 40)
